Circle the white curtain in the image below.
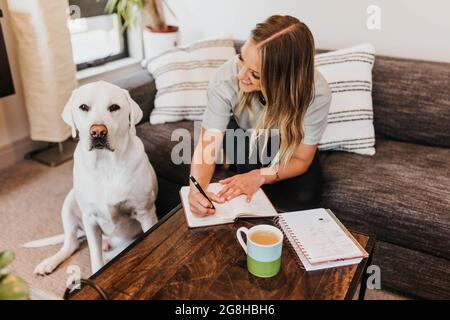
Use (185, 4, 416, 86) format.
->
(7, 0, 77, 142)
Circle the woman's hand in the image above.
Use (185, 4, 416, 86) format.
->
(188, 187, 225, 217)
(218, 169, 265, 202)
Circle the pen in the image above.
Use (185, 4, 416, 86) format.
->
(189, 175, 215, 209)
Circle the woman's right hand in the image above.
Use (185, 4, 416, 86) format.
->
(188, 187, 225, 216)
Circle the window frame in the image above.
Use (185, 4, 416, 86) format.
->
(69, 0, 130, 71)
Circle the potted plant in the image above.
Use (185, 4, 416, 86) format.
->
(105, 0, 179, 59)
(0, 250, 29, 300)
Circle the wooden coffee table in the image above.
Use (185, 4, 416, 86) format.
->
(68, 204, 375, 300)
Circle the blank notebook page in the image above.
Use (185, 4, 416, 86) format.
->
(280, 209, 363, 264)
(228, 188, 276, 216)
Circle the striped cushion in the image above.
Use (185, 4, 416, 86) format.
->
(316, 43, 376, 155)
(147, 39, 236, 124)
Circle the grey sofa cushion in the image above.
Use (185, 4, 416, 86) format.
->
(320, 138, 450, 259)
(372, 56, 450, 148)
(114, 70, 156, 126)
(372, 240, 450, 299)
(136, 121, 193, 185)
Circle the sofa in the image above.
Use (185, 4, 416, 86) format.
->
(114, 41, 450, 299)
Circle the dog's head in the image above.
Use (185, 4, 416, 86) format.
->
(62, 81, 143, 152)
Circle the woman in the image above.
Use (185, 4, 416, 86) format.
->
(189, 15, 332, 216)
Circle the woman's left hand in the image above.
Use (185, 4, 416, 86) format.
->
(218, 169, 265, 202)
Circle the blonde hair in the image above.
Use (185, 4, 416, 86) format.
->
(236, 15, 315, 167)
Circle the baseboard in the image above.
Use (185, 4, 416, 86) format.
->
(0, 137, 48, 171)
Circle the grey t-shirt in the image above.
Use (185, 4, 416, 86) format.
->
(202, 55, 332, 145)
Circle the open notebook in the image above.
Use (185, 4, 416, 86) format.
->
(275, 208, 369, 271)
(180, 183, 278, 228)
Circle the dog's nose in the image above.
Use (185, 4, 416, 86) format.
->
(90, 125, 108, 138)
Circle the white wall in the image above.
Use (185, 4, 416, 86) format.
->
(166, 0, 450, 63)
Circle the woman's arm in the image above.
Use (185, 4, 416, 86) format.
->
(262, 143, 318, 184)
(188, 128, 225, 216)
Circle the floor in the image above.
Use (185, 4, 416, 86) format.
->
(0, 159, 409, 300)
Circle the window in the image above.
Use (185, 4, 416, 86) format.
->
(68, 0, 128, 70)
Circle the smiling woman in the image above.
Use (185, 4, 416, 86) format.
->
(188, 15, 332, 216)
(237, 49, 261, 92)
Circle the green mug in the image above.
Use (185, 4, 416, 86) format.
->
(236, 224, 283, 278)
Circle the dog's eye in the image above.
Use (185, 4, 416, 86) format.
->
(79, 104, 90, 112)
(108, 104, 121, 112)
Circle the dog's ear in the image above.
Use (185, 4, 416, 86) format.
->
(62, 89, 79, 138)
(125, 90, 143, 136)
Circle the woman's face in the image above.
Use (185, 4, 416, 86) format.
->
(237, 39, 262, 93)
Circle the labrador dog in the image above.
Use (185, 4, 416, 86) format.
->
(25, 81, 158, 275)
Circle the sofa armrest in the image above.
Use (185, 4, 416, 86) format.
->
(113, 69, 156, 125)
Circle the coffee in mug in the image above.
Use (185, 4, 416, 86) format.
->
(250, 230, 280, 245)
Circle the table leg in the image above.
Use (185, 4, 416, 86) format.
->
(358, 247, 374, 300)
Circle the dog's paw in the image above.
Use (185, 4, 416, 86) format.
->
(34, 258, 58, 276)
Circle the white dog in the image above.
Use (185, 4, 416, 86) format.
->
(24, 81, 158, 275)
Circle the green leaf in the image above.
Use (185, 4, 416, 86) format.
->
(0, 250, 15, 269)
(0, 275, 29, 300)
(105, 0, 120, 14)
(103, 0, 145, 33)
